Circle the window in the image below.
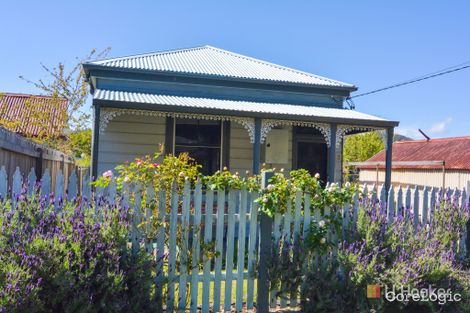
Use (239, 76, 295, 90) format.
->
(174, 119, 222, 175)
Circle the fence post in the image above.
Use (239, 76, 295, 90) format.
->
(258, 171, 273, 313)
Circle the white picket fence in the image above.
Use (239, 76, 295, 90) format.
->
(1, 165, 468, 312)
(0, 166, 89, 202)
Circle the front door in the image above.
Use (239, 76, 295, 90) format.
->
(293, 127, 328, 183)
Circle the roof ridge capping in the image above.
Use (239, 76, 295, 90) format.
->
(396, 136, 470, 144)
(202, 45, 356, 88)
(1, 92, 67, 102)
(86, 45, 207, 65)
(85, 45, 357, 90)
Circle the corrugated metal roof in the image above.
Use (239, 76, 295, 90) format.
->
(87, 45, 355, 89)
(0, 93, 67, 138)
(359, 137, 470, 170)
(94, 89, 388, 123)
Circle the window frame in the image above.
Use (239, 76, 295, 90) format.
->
(167, 118, 230, 174)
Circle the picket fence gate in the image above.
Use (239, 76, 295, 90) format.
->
(0, 166, 469, 312)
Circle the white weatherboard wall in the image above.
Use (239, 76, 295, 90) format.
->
(229, 122, 253, 175)
(360, 168, 470, 190)
(97, 114, 165, 175)
(265, 126, 292, 173)
(229, 124, 293, 175)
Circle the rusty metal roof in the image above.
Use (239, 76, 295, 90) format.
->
(0, 93, 67, 138)
(86, 45, 356, 90)
(359, 136, 470, 170)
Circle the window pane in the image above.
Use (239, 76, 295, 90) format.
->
(174, 120, 222, 174)
(175, 120, 221, 147)
(175, 146, 220, 175)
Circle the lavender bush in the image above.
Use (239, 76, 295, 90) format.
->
(297, 195, 469, 313)
(0, 190, 157, 313)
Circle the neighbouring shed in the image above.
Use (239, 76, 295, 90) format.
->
(0, 92, 67, 138)
(358, 136, 470, 190)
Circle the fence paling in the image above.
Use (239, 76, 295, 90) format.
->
(270, 212, 282, 308)
(224, 190, 236, 311)
(279, 200, 292, 309)
(155, 189, 166, 309)
(290, 190, 302, 307)
(178, 181, 191, 312)
(246, 192, 259, 310)
(235, 187, 248, 311)
(0, 166, 7, 197)
(300, 194, 312, 297)
(190, 181, 202, 313)
(212, 189, 225, 312)
(422, 187, 429, 224)
(27, 168, 36, 196)
(201, 190, 214, 313)
(132, 184, 142, 255)
(167, 181, 178, 312)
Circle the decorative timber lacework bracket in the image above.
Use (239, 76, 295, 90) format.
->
(99, 108, 256, 141)
(335, 125, 385, 148)
(261, 119, 332, 146)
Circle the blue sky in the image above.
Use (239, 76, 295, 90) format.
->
(1, 0, 469, 138)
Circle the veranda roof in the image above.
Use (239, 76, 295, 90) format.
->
(93, 89, 398, 127)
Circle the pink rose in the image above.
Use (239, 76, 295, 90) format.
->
(102, 170, 113, 178)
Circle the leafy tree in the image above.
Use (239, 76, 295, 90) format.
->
(17, 48, 110, 165)
(20, 48, 110, 131)
(69, 129, 92, 167)
(343, 131, 384, 181)
(343, 131, 384, 163)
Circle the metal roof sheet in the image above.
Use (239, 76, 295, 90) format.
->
(359, 137, 470, 170)
(0, 93, 67, 138)
(94, 89, 389, 124)
(87, 46, 355, 89)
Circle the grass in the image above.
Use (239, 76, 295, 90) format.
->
(168, 277, 258, 309)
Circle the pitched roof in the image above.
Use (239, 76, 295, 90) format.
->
(0, 93, 67, 138)
(86, 45, 356, 90)
(94, 89, 393, 126)
(359, 136, 470, 170)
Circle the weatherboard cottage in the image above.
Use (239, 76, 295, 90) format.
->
(83, 46, 398, 190)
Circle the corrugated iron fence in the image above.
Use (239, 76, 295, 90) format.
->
(1, 166, 468, 312)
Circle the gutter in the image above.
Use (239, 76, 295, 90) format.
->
(94, 98, 400, 128)
(82, 63, 358, 93)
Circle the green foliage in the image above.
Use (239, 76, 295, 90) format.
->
(343, 131, 384, 181)
(93, 148, 201, 192)
(202, 167, 260, 191)
(68, 129, 92, 166)
(20, 48, 111, 132)
(255, 170, 292, 217)
(343, 131, 384, 163)
(256, 169, 357, 217)
(17, 48, 110, 156)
